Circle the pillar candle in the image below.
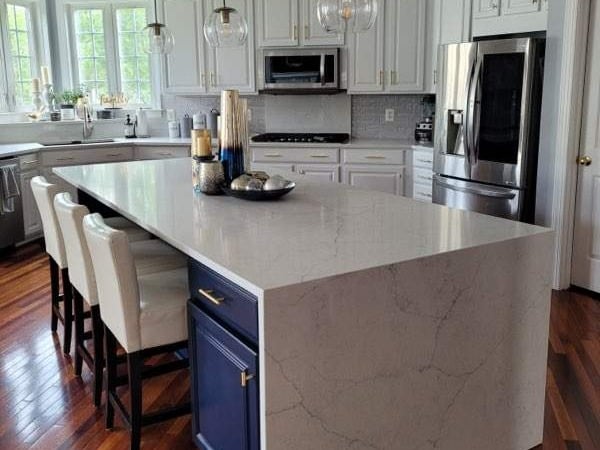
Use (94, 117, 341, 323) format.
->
(31, 77, 41, 92)
(41, 66, 50, 85)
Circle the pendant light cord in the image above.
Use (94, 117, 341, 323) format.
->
(154, 0, 159, 23)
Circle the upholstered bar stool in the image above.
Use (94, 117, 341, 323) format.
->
(54, 193, 187, 406)
(83, 213, 190, 450)
(31, 176, 152, 355)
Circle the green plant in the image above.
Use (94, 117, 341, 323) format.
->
(58, 87, 86, 105)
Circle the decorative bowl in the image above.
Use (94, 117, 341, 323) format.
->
(221, 183, 296, 201)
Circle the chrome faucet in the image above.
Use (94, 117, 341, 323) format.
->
(83, 103, 94, 139)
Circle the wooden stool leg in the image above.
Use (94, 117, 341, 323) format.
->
(91, 305, 104, 407)
(104, 325, 117, 429)
(49, 258, 59, 332)
(73, 290, 84, 376)
(61, 268, 73, 355)
(128, 352, 143, 450)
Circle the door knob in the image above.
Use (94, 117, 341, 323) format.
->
(578, 155, 592, 166)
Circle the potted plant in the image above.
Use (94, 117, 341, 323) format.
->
(58, 87, 85, 120)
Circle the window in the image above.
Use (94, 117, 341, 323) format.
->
(0, 0, 44, 112)
(67, 2, 153, 106)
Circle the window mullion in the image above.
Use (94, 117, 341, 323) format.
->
(105, 4, 120, 96)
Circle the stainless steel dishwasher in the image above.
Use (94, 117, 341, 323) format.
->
(0, 156, 24, 248)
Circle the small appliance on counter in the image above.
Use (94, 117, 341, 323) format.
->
(414, 117, 433, 143)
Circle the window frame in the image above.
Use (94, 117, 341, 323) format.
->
(0, 0, 48, 112)
(63, 0, 157, 108)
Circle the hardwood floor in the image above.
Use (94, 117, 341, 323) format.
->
(1, 242, 599, 449)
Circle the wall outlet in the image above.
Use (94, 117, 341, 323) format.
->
(385, 109, 394, 122)
(247, 108, 252, 122)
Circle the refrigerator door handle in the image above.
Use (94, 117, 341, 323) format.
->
(466, 57, 482, 166)
(433, 175, 517, 199)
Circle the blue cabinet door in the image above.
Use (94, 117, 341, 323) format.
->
(188, 302, 260, 450)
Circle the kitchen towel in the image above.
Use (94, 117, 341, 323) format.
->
(0, 164, 19, 214)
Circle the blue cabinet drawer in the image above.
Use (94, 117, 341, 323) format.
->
(188, 260, 258, 344)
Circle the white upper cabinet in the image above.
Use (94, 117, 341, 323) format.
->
(348, 0, 426, 94)
(472, 0, 547, 36)
(257, 0, 343, 47)
(206, 0, 256, 93)
(385, 0, 426, 92)
(163, 0, 207, 94)
(163, 0, 256, 95)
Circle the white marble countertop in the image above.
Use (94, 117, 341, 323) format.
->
(54, 158, 549, 296)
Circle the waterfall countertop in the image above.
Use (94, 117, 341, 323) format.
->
(54, 157, 547, 296)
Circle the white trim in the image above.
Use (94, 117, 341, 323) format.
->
(551, 0, 590, 289)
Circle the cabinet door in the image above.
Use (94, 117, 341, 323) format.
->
(343, 166, 404, 196)
(472, 0, 500, 18)
(295, 164, 339, 183)
(439, 0, 472, 44)
(163, 0, 207, 94)
(385, 0, 426, 92)
(300, 0, 343, 46)
(134, 147, 190, 160)
(20, 170, 42, 237)
(189, 305, 259, 450)
(206, 0, 256, 93)
(502, 0, 541, 15)
(257, 0, 299, 47)
(250, 162, 295, 175)
(347, 2, 384, 93)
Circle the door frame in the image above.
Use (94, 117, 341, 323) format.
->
(548, 0, 590, 289)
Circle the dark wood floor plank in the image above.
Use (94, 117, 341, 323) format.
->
(2, 243, 600, 449)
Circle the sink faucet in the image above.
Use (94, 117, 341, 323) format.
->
(83, 103, 94, 139)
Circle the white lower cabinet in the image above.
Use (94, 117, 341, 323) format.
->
(295, 164, 340, 183)
(343, 165, 404, 196)
(251, 162, 295, 175)
(134, 146, 190, 160)
(20, 169, 42, 238)
(411, 147, 434, 202)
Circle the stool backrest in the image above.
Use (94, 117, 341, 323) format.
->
(83, 213, 141, 353)
(54, 192, 98, 305)
(30, 176, 67, 268)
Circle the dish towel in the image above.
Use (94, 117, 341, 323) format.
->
(0, 164, 19, 214)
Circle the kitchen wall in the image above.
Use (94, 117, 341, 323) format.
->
(162, 93, 433, 139)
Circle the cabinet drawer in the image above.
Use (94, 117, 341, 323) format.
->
(91, 147, 133, 162)
(412, 149, 434, 169)
(343, 149, 405, 165)
(252, 147, 339, 164)
(42, 150, 90, 166)
(413, 167, 433, 185)
(19, 153, 40, 170)
(188, 260, 258, 343)
(135, 146, 190, 160)
(413, 182, 433, 202)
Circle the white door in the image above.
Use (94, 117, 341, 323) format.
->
(343, 166, 404, 196)
(347, 1, 384, 93)
(20, 170, 42, 237)
(206, 0, 256, 93)
(385, 0, 425, 92)
(257, 0, 299, 47)
(300, 0, 343, 46)
(163, 0, 207, 94)
(295, 164, 339, 183)
(502, 0, 541, 15)
(472, 0, 500, 18)
(572, 0, 600, 292)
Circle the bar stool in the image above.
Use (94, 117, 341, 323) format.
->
(83, 213, 190, 450)
(53, 192, 187, 406)
(31, 176, 152, 355)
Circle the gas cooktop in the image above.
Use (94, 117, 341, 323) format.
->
(251, 133, 350, 144)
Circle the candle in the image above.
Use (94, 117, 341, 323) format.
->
(41, 66, 50, 85)
(191, 129, 212, 159)
(31, 77, 40, 92)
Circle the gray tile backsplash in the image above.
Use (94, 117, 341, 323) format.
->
(162, 93, 434, 139)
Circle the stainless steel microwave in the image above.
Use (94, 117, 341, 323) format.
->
(261, 48, 340, 94)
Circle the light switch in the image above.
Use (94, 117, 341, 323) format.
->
(385, 109, 394, 122)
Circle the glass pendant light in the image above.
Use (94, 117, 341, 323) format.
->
(144, 0, 174, 55)
(204, 0, 248, 48)
(317, 0, 378, 34)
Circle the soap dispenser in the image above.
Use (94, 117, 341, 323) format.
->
(124, 114, 136, 139)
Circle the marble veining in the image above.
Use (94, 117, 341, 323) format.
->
(54, 158, 549, 296)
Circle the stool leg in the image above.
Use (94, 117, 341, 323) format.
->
(104, 325, 117, 429)
(91, 305, 104, 407)
(49, 258, 59, 332)
(128, 352, 143, 450)
(61, 268, 73, 355)
(73, 290, 84, 376)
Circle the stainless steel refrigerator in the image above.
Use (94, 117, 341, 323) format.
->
(432, 37, 545, 223)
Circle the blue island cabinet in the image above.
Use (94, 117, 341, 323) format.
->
(188, 260, 260, 450)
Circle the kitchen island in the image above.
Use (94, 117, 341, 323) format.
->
(54, 158, 553, 450)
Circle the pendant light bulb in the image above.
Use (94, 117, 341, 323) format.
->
(317, 0, 378, 34)
(144, 0, 174, 54)
(204, 1, 248, 48)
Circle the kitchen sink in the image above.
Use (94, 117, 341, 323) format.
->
(40, 138, 116, 146)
